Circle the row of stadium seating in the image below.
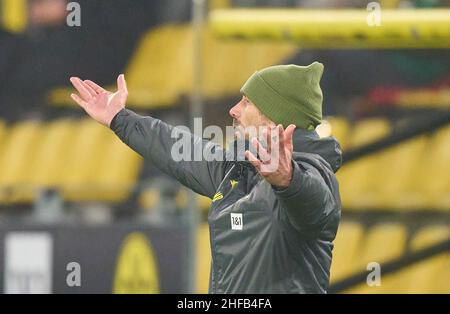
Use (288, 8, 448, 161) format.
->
(332, 222, 449, 293)
(48, 24, 298, 108)
(0, 116, 449, 210)
(196, 221, 450, 293)
(320, 117, 450, 211)
(0, 118, 142, 204)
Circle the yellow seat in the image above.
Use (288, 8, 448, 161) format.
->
(345, 223, 407, 293)
(0, 118, 139, 204)
(0, 120, 9, 202)
(126, 25, 194, 108)
(29, 119, 76, 189)
(0, 121, 44, 204)
(383, 225, 450, 293)
(337, 118, 391, 209)
(372, 136, 429, 209)
(382, 125, 450, 211)
(339, 121, 449, 211)
(330, 221, 365, 282)
(61, 119, 112, 201)
(409, 225, 450, 293)
(420, 125, 450, 210)
(92, 132, 143, 202)
(1, 0, 27, 33)
(125, 24, 297, 107)
(196, 223, 211, 293)
(402, 226, 450, 293)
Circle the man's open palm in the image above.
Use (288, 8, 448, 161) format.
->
(70, 74, 128, 127)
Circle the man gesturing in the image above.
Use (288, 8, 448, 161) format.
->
(70, 62, 342, 294)
(70, 74, 128, 127)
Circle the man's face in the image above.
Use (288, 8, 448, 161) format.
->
(229, 96, 281, 168)
(229, 96, 273, 132)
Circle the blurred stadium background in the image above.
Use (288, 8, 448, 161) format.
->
(0, 0, 449, 294)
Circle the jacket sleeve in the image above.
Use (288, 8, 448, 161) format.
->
(110, 108, 229, 198)
(273, 160, 337, 232)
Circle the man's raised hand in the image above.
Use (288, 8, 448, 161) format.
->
(245, 124, 296, 189)
(70, 74, 128, 127)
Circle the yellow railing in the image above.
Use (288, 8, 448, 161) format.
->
(210, 9, 450, 48)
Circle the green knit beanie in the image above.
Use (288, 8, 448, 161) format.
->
(240, 62, 324, 131)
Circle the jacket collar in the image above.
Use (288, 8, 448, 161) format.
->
(225, 128, 343, 173)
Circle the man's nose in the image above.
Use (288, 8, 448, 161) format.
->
(229, 103, 241, 119)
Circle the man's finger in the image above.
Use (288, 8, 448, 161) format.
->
(251, 137, 271, 163)
(70, 93, 88, 110)
(85, 80, 107, 94)
(117, 74, 128, 94)
(245, 150, 262, 171)
(278, 124, 284, 143)
(81, 80, 97, 97)
(270, 125, 282, 157)
(260, 126, 271, 154)
(70, 77, 92, 101)
(279, 124, 293, 159)
(283, 124, 296, 151)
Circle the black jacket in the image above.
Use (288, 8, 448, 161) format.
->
(111, 108, 342, 293)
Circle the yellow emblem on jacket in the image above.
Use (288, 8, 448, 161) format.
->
(212, 192, 223, 202)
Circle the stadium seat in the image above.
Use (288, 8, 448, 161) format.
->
(126, 24, 194, 107)
(61, 119, 116, 201)
(0, 120, 8, 202)
(1, 0, 27, 33)
(337, 118, 391, 209)
(0, 120, 43, 204)
(0, 118, 143, 204)
(60, 119, 143, 203)
(330, 221, 365, 282)
(197, 223, 211, 294)
(92, 132, 143, 202)
(337, 119, 450, 211)
(345, 223, 407, 293)
(372, 135, 429, 209)
(405, 225, 450, 293)
(380, 225, 450, 293)
(29, 119, 76, 189)
(422, 125, 450, 210)
(388, 125, 450, 211)
(127, 24, 298, 107)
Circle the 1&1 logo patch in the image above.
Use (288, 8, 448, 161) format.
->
(230, 213, 243, 230)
